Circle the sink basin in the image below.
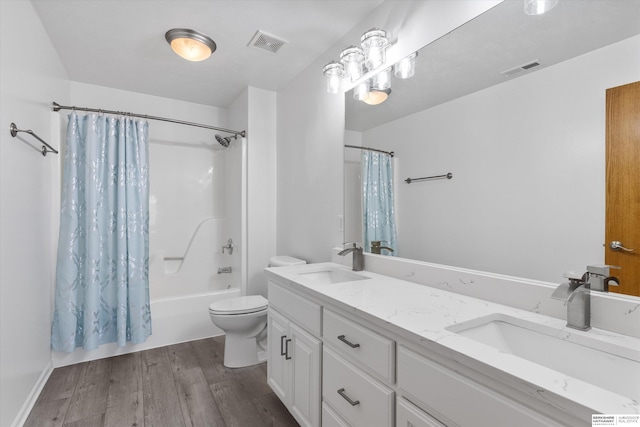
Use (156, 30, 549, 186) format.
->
(447, 314, 640, 400)
(297, 268, 370, 285)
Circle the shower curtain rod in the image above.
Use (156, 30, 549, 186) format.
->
(344, 144, 394, 157)
(52, 102, 246, 137)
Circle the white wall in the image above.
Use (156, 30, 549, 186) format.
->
(361, 35, 640, 283)
(0, 2, 69, 426)
(228, 86, 278, 297)
(246, 87, 277, 297)
(276, 0, 500, 262)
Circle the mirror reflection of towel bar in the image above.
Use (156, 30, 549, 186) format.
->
(405, 172, 453, 184)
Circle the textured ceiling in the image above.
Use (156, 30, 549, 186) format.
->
(31, 0, 384, 108)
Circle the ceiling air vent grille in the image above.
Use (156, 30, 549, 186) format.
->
(501, 59, 541, 77)
(248, 30, 287, 54)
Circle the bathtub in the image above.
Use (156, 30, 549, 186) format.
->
(51, 287, 241, 368)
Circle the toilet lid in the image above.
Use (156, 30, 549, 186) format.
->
(209, 295, 268, 315)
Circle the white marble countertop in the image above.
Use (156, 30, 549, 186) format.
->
(265, 262, 640, 418)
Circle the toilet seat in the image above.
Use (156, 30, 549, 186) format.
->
(209, 295, 268, 316)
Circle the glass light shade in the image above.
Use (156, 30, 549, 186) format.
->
(361, 28, 389, 70)
(322, 61, 344, 94)
(340, 46, 365, 83)
(524, 0, 558, 15)
(362, 89, 391, 105)
(372, 67, 392, 90)
(395, 52, 418, 79)
(353, 80, 370, 101)
(165, 29, 217, 62)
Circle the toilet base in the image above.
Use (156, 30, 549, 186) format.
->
(223, 334, 266, 368)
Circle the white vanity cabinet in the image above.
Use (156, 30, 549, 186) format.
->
(267, 282, 322, 427)
(397, 346, 563, 427)
(266, 267, 590, 427)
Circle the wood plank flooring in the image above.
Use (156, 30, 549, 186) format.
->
(25, 336, 299, 427)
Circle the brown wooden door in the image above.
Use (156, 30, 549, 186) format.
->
(605, 81, 640, 297)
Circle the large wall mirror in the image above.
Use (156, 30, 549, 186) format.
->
(344, 0, 640, 293)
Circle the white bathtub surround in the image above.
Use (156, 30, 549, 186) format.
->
(266, 262, 640, 423)
(332, 249, 640, 339)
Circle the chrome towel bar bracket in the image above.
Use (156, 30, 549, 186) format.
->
(10, 122, 58, 156)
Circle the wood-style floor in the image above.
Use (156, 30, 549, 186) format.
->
(25, 336, 299, 427)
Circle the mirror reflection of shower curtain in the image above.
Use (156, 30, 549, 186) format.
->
(362, 151, 397, 255)
(51, 113, 151, 352)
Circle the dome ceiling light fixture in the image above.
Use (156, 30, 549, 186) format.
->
(165, 28, 217, 62)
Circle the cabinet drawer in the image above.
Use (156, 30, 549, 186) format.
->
(323, 309, 395, 383)
(322, 403, 350, 427)
(323, 346, 394, 427)
(397, 346, 561, 427)
(268, 281, 321, 336)
(397, 398, 445, 427)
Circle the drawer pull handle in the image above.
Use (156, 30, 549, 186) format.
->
(337, 335, 360, 348)
(337, 388, 360, 406)
(284, 338, 292, 360)
(280, 335, 287, 356)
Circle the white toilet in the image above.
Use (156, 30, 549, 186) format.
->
(208, 255, 306, 368)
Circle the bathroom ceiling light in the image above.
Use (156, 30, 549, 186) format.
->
(362, 89, 391, 105)
(165, 28, 217, 62)
(524, 0, 558, 15)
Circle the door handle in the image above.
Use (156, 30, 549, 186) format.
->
(610, 241, 635, 253)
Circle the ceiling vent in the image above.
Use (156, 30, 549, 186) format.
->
(248, 30, 287, 54)
(501, 59, 541, 77)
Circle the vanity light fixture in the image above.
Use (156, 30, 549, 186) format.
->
(524, 0, 558, 15)
(322, 61, 344, 94)
(353, 80, 371, 101)
(395, 52, 418, 79)
(340, 46, 366, 83)
(165, 28, 217, 61)
(322, 27, 417, 105)
(361, 28, 389, 70)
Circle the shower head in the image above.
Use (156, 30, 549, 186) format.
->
(215, 134, 232, 147)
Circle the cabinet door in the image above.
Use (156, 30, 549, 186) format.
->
(290, 322, 322, 427)
(267, 308, 290, 405)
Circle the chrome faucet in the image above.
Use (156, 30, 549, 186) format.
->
(338, 243, 364, 271)
(551, 265, 620, 331)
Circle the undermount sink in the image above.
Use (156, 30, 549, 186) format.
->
(447, 314, 640, 400)
(297, 268, 370, 285)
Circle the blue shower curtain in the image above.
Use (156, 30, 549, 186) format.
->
(362, 151, 397, 255)
(51, 113, 151, 352)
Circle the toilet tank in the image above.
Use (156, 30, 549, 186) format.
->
(269, 256, 306, 267)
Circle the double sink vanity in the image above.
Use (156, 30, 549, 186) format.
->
(265, 261, 640, 427)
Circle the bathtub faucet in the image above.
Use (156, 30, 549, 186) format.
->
(218, 267, 232, 274)
(222, 238, 234, 255)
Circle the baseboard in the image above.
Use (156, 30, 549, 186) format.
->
(11, 361, 53, 427)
